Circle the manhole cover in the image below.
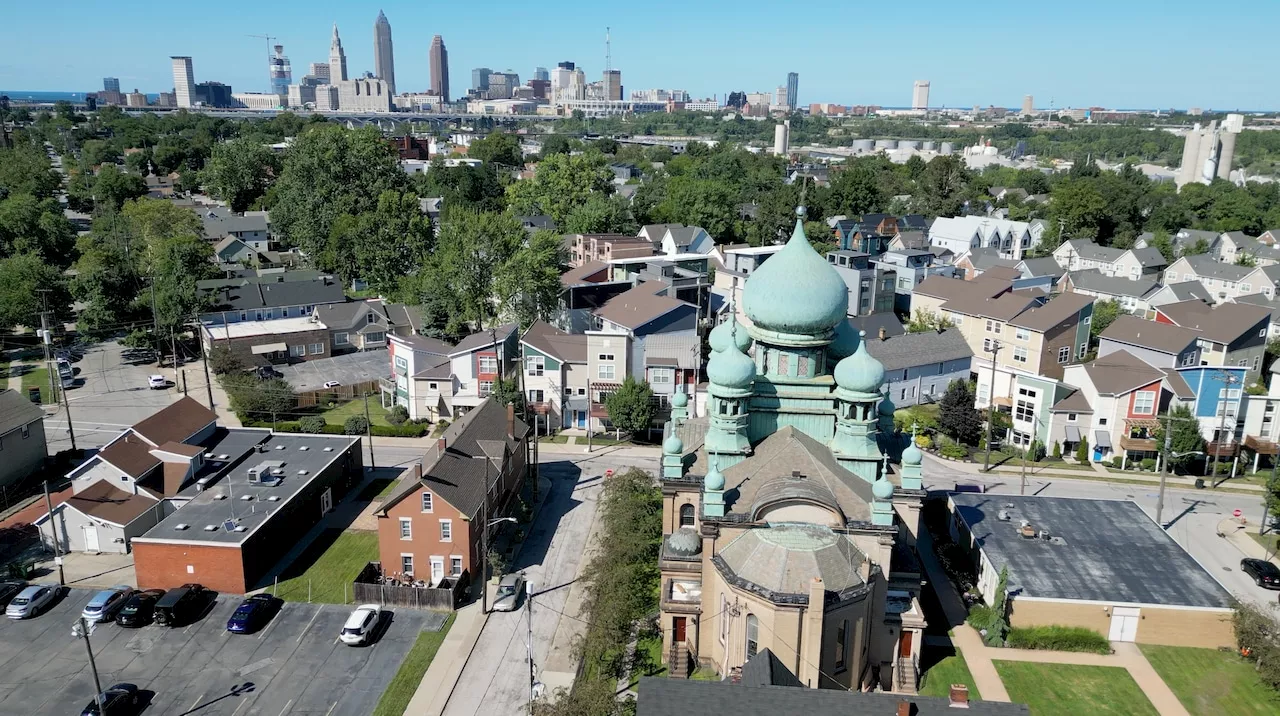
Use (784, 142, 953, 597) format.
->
(1223, 567, 1233, 572)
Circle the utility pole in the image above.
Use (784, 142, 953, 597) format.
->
(480, 480, 489, 614)
(1207, 371, 1240, 482)
(1019, 410, 1031, 495)
(526, 575, 537, 715)
(1155, 420, 1175, 527)
(39, 307, 58, 406)
(982, 340, 1002, 472)
(42, 479, 65, 586)
(585, 378, 593, 453)
(72, 617, 105, 714)
(363, 392, 376, 470)
(198, 318, 215, 411)
(59, 371, 77, 452)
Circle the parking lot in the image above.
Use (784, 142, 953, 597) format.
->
(274, 351, 390, 393)
(0, 588, 446, 716)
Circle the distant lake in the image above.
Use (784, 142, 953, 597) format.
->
(1, 90, 160, 102)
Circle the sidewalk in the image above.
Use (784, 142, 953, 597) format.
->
(405, 601, 488, 716)
(926, 453, 1264, 493)
(536, 441, 661, 459)
(1218, 517, 1278, 566)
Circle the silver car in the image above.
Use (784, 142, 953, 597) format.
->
(6, 585, 56, 619)
(80, 586, 134, 626)
(492, 573, 526, 612)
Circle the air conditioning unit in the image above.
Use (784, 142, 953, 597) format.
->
(267, 496, 281, 502)
(195, 476, 215, 492)
(997, 510, 1011, 521)
(299, 446, 309, 451)
(233, 526, 248, 533)
(240, 495, 253, 501)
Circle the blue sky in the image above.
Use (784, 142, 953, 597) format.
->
(2, 0, 1278, 110)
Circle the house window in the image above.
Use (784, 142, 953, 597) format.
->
(401, 554, 414, 575)
(598, 361, 615, 380)
(679, 503, 695, 527)
(1067, 413, 1077, 422)
(239, 311, 247, 321)
(334, 332, 350, 346)
(1243, 283, 1252, 293)
(1079, 343, 1088, 359)
(429, 382, 438, 390)
(439, 519, 452, 542)
(478, 355, 498, 374)
(289, 345, 306, 358)
(309, 343, 324, 355)
(1015, 400, 1035, 422)
(1184, 273, 1194, 282)
(835, 621, 848, 671)
(526, 356, 545, 376)
(478, 381, 493, 396)
(367, 313, 377, 324)
(282, 307, 290, 317)
(528, 389, 544, 403)
(1256, 356, 1263, 370)
(650, 368, 673, 385)
(1133, 391, 1155, 415)
(1099, 417, 1108, 426)
(366, 332, 386, 344)
(720, 594, 729, 644)
(421, 492, 433, 512)
(451, 556, 463, 576)
(399, 518, 412, 540)
(1058, 346, 1070, 363)
(1013, 347, 1028, 363)
(745, 614, 759, 659)
(1015, 328, 1030, 341)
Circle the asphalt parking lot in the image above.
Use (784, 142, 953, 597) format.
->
(274, 351, 390, 393)
(0, 588, 446, 716)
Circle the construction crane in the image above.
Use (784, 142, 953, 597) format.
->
(247, 34, 276, 93)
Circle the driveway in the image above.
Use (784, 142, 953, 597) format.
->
(0, 587, 445, 716)
(275, 351, 391, 393)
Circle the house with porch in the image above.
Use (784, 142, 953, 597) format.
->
(520, 320, 589, 434)
(385, 324, 520, 422)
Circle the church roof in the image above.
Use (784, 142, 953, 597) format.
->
(716, 523, 866, 601)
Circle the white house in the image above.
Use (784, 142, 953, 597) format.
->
(1052, 239, 1166, 279)
(928, 216, 1046, 261)
(1163, 254, 1257, 303)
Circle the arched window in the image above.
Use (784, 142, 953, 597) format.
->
(679, 504, 695, 527)
(745, 614, 759, 659)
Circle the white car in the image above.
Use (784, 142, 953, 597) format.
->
(323, 381, 341, 389)
(148, 375, 167, 389)
(6, 585, 56, 619)
(339, 604, 382, 645)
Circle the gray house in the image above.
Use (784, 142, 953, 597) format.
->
(1097, 315, 1201, 369)
(864, 328, 974, 407)
(0, 389, 47, 488)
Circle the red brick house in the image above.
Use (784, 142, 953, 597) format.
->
(375, 399, 530, 586)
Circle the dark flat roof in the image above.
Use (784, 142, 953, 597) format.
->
(637, 679, 1029, 716)
(950, 494, 1232, 608)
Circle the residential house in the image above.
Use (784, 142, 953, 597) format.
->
(1057, 350, 1182, 465)
(1218, 231, 1280, 267)
(556, 261, 630, 333)
(1162, 254, 1255, 303)
(1155, 300, 1271, 380)
(657, 225, 714, 256)
(637, 223, 683, 247)
(517, 215, 556, 235)
(864, 328, 973, 407)
(1005, 374, 1076, 452)
(1052, 239, 1166, 279)
(1098, 315, 1202, 369)
(385, 324, 519, 422)
(606, 254, 713, 312)
(1177, 366, 1249, 460)
(520, 321, 589, 433)
(1241, 362, 1280, 469)
(713, 245, 784, 316)
(311, 300, 408, 355)
(953, 249, 1058, 294)
(953, 247, 1020, 281)
(568, 233, 654, 267)
(833, 214, 903, 254)
(1136, 228, 1218, 256)
(909, 274, 1013, 320)
(1018, 256, 1066, 285)
(873, 249, 956, 313)
(198, 274, 346, 364)
(928, 215, 1046, 261)
(213, 236, 276, 268)
(0, 389, 46, 488)
(1233, 293, 1280, 338)
(988, 186, 1029, 203)
(375, 399, 529, 587)
(198, 207, 270, 247)
(1146, 280, 1212, 310)
(887, 229, 928, 252)
(826, 250, 895, 317)
(1239, 265, 1280, 301)
(1062, 270, 1161, 317)
(609, 162, 640, 182)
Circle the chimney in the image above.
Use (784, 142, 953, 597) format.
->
(507, 402, 516, 439)
(436, 437, 447, 458)
(949, 684, 970, 708)
(897, 700, 912, 716)
(879, 326, 888, 341)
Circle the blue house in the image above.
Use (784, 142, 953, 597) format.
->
(1176, 366, 1248, 448)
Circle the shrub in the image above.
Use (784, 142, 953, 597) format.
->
(344, 415, 369, 435)
(915, 434, 933, 450)
(1026, 439, 1046, 462)
(1076, 438, 1089, 463)
(1052, 440, 1062, 459)
(1140, 458, 1156, 471)
(1110, 456, 1124, 469)
(941, 443, 969, 459)
(387, 404, 409, 426)
(298, 416, 326, 434)
(967, 604, 1008, 646)
(1215, 461, 1233, 475)
(370, 423, 429, 437)
(1006, 626, 1111, 654)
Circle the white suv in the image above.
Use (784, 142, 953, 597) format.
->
(339, 604, 382, 645)
(148, 375, 167, 390)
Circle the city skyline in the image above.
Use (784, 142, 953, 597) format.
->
(2, 1, 1279, 110)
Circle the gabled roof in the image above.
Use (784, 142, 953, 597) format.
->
(1081, 349, 1168, 396)
(1049, 390, 1092, 414)
(1065, 270, 1159, 299)
(1130, 245, 1168, 268)
(450, 323, 517, 356)
(521, 320, 588, 363)
(395, 332, 454, 355)
(62, 481, 157, 527)
(637, 679, 1029, 716)
(383, 303, 427, 334)
(593, 284, 691, 330)
(1174, 253, 1254, 282)
(1018, 256, 1064, 278)
(864, 329, 973, 372)
(560, 260, 610, 287)
(201, 277, 346, 312)
(97, 435, 162, 479)
(1008, 292, 1094, 332)
(914, 274, 1011, 303)
(1155, 280, 1211, 303)
(412, 357, 453, 380)
(845, 313, 905, 339)
(738, 649, 805, 688)
(0, 388, 44, 437)
(311, 300, 389, 332)
(1099, 315, 1200, 355)
(1059, 239, 1124, 263)
(132, 397, 217, 447)
(1157, 300, 1271, 345)
(958, 246, 1021, 273)
(941, 293, 1039, 322)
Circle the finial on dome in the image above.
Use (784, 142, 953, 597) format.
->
(859, 329, 867, 339)
(911, 422, 918, 438)
(796, 205, 807, 219)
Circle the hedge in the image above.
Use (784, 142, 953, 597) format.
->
(241, 418, 429, 438)
(1006, 626, 1111, 654)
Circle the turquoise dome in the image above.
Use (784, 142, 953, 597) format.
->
(671, 391, 688, 408)
(663, 433, 684, 455)
(902, 440, 923, 465)
(742, 219, 849, 336)
(705, 466, 725, 491)
(828, 319, 859, 360)
(878, 392, 897, 417)
(707, 342, 756, 389)
(710, 319, 753, 353)
(872, 477, 894, 500)
(834, 331, 886, 394)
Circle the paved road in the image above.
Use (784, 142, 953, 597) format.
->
(922, 453, 1277, 607)
(441, 450, 659, 716)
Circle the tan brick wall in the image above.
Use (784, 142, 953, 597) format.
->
(1009, 599, 1234, 649)
(133, 541, 247, 594)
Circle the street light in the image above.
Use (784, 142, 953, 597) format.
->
(72, 617, 105, 714)
(981, 340, 1002, 472)
(480, 514, 518, 614)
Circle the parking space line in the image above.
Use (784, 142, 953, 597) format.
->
(231, 697, 250, 716)
(276, 699, 293, 716)
(297, 605, 322, 643)
(257, 610, 285, 640)
(189, 694, 205, 712)
(325, 701, 338, 716)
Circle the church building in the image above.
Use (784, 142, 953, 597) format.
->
(658, 210, 928, 693)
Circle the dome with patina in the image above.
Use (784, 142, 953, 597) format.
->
(878, 392, 897, 417)
(707, 341, 756, 390)
(663, 433, 684, 455)
(741, 219, 849, 337)
(704, 466, 725, 491)
(671, 391, 688, 408)
(666, 527, 702, 556)
(828, 319, 860, 360)
(872, 477, 895, 500)
(834, 331, 886, 395)
(710, 319, 753, 354)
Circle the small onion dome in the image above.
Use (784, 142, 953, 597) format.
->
(834, 331, 886, 394)
(902, 439, 923, 466)
(872, 477, 895, 500)
(709, 319, 753, 354)
(878, 392, 897, 417)
(828, 319, 860, 360)
(666, 527, 702, 556)
(704, 466, 725, 491)
(663, 433, 684, 455)
(671, 391, 689, 408)
(707, 342, 756, 389)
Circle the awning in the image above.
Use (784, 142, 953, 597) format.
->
(1094, 430, 1112, 449)
(251, 342, 287, 355)
(1064, 426, 1081, 442)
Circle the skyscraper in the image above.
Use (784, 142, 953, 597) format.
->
(308, 62, 330, 84)
(911, 80, 930, 110)
(171, 56, 195, 108)
(603, 70, 622, 101)
(103, 77, 120, 93)
(429, 35, 449, 101)
(534, 67, 549, 82)
(269, 45, 292, 98)
(786, 72, 798, 108)
(329, 24, 348, 82)
(373, 10, 396, 96)
(472, 68, 491, 93)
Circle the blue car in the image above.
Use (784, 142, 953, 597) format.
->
(226, 594, 281, 634)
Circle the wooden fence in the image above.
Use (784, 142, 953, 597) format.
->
(296, 380, 383, 408)
(352, 562, 469, 611)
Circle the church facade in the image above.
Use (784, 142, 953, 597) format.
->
(658, 212, 928, 692)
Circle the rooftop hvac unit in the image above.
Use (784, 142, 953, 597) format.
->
(997, 510, 1011, 521)
(213, 493, 227, 500)
(204, 453, 215, 459)
(1039, 529, 1051, 540)
(299, 446, 309, 451)
(324, 447, 333, 452)
(240, 495, 253, 501)
(203, 525, 218, 531)
(196, 476, 215, 492)
(1019, 519, 1030, 528)
(233, 526, 248, 533)
(297, 469, 309, 475)
(174, 524, 190, 531)
(267, 496, 281, 502)
(218, 454, 229, 460)
(275, 445, 285, 450)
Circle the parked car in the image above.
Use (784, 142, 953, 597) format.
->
(81, 586, 134, 625)
(5, 585, 56, 619)
(116, 589, 166, 628)
(153, 584, 211, 627)
(493, 572, 526, 612)
(1241, 558, 1280, 589)
(79, 682, 139, 716)
(226, 594, 282, 634)
(339, 604, 382, 645)
(0, 581, 27, 609)
(147, 375, 167, 390)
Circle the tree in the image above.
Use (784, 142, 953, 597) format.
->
(416, 209, 525, 335)
(540, 134, 573, 156)
(1047, 177, 1107, 248)
(91, 165, 147, 213)
(1052, 440, 1062, 459)
(202, 138, 280, 212)
(0, 144, 62, 199)
(344, 414, 369, 435)
(0, 252, 72, 331)
(917, 155, 971, 218)
(208, 346, 245, 375)
(506, 151, 614, 226)
(1146, 230, 1177, 264)
(1076, 438, 1090, 463)
(1090, 299, 1120, 339)
(386, 405, 409, 426)
(907, 309, 955, 334)
(821, 160, 886, 217)
(495, 230, 568, 328)
(329, 190, 435, 290)
(467, 132, 522, 168)
(651, 176, 737, 240)
(0, 194, 75, 263)
(938, 379, 983, 446)
(224, 375, 296, 420)
(604, 376, 654, 437)
(561, 194, 635, 234)
(1156, 405, 1205, 472)
(150, 235, 217, 332)
(490, 377, 525, 415)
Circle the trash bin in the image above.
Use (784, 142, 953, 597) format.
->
(26, 386, 40, 403)
(1194, 478, 1205, 489)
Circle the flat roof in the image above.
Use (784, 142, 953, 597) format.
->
(950, 494, 1232, 609)
(724, 245, 783, 256)
(136, 431, 360, 546)
(202, 316, 322, 340)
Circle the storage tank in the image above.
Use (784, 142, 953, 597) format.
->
(921, 141, 936, 151)
(898, 140, 920, 150)
(983, 145, 999, 156)
(851, 139, 874, 152)
(874, 139, 897, 150)
(939, 142, 954, 155)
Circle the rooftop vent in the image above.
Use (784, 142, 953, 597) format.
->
(324, 447, 333, 452)
(997, 510, 1011, 521)
(203, 525, 218, 532)
(297, 469, 309, 475)
(204, 453, 214, 459)
(267, 495, 280, 502)
(275, 445, 285, 450)
(299, 446, 309, 451)
(240, 495, 253, 501)
(213, 493, 227, 500)
(233, 526, 248, 533)
(1018, 519, 1030, 529)
(1049, 536, 1068, 546)
(174, 524, 190, 531)
(1039, 529, 1051, 540)
(217, 454, 229, 460)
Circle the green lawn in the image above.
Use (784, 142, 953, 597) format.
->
(318, 399, 394, 427)
(1247, 531, 1279, 556)
(539, 434, 571, 444)
(371, 614, 455, 716)
(355, 477, 397, 502)
(269, 529, 377, 604)
(993, 661, 1157, 716)
(627, 635, 668, 689)
(18, 365, 54, 404)
(1139, 644, 1280, 715)
(919, 649, 981, 700)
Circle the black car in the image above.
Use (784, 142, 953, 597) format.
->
(226, 594, 282, 634)
(116, 589, 165, 628)
(1241, 558, 1280, 589)
(0, 581, 26, 609)
(153, 583, 211, 627)
(80, 682, 139, 716)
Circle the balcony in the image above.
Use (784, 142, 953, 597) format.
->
(1206, 441, 1239, 458)
(661, 578, 702, 614)
(1121, 419, 1160, 453)
(1245, 435, 1279, 456)
(1119, 435, 1158, 452)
